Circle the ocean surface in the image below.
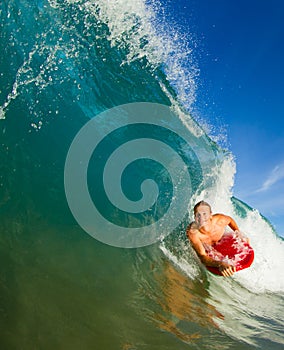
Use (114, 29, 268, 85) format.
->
(1, 1, 283, 349)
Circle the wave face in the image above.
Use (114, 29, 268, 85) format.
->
(1, 1, 283, 349)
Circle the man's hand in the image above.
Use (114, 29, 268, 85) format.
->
(219, 262, 236, 277)
(235, 230, 250, 244)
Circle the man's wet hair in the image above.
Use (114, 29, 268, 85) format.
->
(193, 200, 212, 215)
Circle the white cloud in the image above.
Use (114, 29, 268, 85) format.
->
(256, 163, 284, 192)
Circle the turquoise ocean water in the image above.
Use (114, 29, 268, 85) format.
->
(1, 1, 284, 349)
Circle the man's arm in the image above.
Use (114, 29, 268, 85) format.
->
(219, 214, 249, 242)
(215, 214, 239, 231)
(186, 224, 221, 267)
(227, 216, 239, 231)
(186, 223, 236, 277)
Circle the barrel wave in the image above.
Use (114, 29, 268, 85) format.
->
(1, 1, 283, 349)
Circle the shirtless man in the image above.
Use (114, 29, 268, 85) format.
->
(187, 200, 243, 277)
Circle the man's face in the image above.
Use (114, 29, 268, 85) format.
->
(194, 205, 212, 227)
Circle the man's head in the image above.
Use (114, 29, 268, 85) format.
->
(193, 200, 212, 227)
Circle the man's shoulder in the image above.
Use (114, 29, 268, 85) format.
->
(188, 221, 198, 230)
(186, 224, 199, 245)
(212, 213, 231, 224)
(187, 221, 199, 236)
(212, 213, 226, 218)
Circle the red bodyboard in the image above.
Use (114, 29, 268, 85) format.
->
(205, 234, 254, 276)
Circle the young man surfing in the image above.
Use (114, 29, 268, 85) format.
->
(186, 200, 246, 277)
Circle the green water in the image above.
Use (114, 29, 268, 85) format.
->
(1, 1, 283, 349)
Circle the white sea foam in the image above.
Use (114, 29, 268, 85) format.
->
(65, 0, 284, 293)
(159, 243, 200, 280)
(84, 0, 198, 108)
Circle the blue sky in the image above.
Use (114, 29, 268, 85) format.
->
(160, 0, 284, 236)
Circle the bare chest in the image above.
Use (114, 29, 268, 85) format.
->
(199, 226, 224, 245)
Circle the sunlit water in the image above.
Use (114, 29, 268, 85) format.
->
(1, 1, 283, 349)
